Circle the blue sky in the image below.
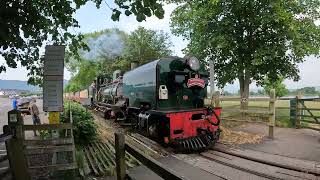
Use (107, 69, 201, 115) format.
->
(0, 2, 320, 91)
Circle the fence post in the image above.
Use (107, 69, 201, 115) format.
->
(296, 91, 302, 129)
(214, 91, 221, 107)
(268, 89, 276, 139)
(6, 110, 30, 180)
(115, 132, 126, 180)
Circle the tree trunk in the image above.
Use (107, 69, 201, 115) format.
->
(239, 70, 250, 110)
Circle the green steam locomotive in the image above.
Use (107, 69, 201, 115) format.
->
(91, 56, 221, 151)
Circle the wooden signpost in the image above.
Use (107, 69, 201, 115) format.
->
(43, 45, 65, 124)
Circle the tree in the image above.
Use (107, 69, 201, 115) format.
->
(171, 0, 320, 107)
(65, 29, 129, 91)
(223, 91, 232, 96)
(65, 60, 98, 92)
(65, 27, 173, 92)
(302, 87, 316, 95)
(257, 89, 265, 96)
(124, 27, 173, 64)
(64, 82, 82, 93)
(0, 0, 165, 85)
(298, 87, 317, 95)
(249, 91, 257, 96)
(263, 78, 288, 97)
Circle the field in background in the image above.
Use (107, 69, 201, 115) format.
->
(220, 100, 320, 129)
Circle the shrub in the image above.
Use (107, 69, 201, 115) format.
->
(61, 101, 97, 145)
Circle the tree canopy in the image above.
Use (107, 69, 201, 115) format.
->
(171, 0, 320, 102)
(64, 27, 172, 92)
(263, 78, 288, 97)
(299, 87, 317, 95)
(0, 0, 165, 85)
(124, 27, 173, 64)
(287, 86, 319, 96)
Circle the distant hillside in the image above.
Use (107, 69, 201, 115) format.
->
(0, 79, 69, 92)
(0, 80, 40, 92)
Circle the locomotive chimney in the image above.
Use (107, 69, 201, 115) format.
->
(131, 62, 138, 70)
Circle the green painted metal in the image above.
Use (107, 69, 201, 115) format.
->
(289, 99, 296, 126)
(123, 57, 208, 110)
(290, 99, 305, 126)
(123, 60, 159, 109)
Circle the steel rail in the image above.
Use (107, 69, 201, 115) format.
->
(199, 153, 282, 180)
(212, 145, 320, 176)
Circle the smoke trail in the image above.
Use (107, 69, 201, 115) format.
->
(81, 32, 125, 61)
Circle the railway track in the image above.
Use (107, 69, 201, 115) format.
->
(197, 150, 319, 180)
(126, 133, 320, 179)
(212, 145, 320, 176)
(124, 130, 320, 179)
(91, 107, 320, 179)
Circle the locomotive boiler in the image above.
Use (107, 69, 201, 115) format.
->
(91, 56, 221, 151)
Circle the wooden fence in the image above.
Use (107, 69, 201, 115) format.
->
(208, 89, 320, 134)
(4, 110, 76, 180)
(210, 89, 276, 138)
(22, 124, 77, 175)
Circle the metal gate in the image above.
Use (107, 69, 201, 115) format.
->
(290, 97, 320, 130)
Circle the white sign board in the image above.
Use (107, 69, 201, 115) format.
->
(43, 45, 65, 112)
(43, 76, 63, 112)
(9, 114, 17, 123)
(44, 45, 65, 76)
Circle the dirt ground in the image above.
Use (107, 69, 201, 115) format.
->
(229, 123, 320, 162)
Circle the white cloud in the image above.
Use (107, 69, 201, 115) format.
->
(0, 56, 29, 80)
(285, 56, 320, 89)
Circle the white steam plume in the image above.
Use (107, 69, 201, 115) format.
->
(81, 32, 125, 61)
